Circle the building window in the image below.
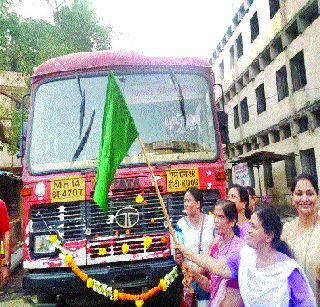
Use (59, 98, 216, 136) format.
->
(300, 148, 318, 179)
(285, 156, 296, 189)
(237, 145, 244, 155)
(250, 12, 259, 42)
(261, 134, 270, 146)
(271, 36, 283, 59)
(236, 34, 243, 59)
(300, 1, 319, 28)
(272, 130, 280, 143)
(256, 84, 266, 114)
(269, 0, 280, 18)
(230, 46, 235, 67)
(240, 98, 249, 124)
(252, 138, 259, 150)
(234, 105, 240, 128)
(297, 116, 309, 133)
(219, 61, 224, 80)
(290, 51, 307, 92)
(283, 124, 291, 139)
(264, 162, 274, 188)
(247, 143, 252, 152)
(276, 65, 289, 101)
(312, 108, 320, 127)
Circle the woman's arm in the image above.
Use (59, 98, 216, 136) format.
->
(289, 269, 317, 306)
(178, 245, 232, 279)
(192, 270, 211, 292)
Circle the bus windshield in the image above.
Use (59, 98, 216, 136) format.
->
(29, 70, 219, 173)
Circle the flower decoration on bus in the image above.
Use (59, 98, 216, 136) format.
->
(135, 194, 144, 204)
(49, 235, 178, 305)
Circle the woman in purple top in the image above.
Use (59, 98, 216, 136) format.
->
(178, 207, 316, 307)
(227, 184, 251, 238)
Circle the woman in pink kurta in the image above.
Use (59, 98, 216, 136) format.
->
(192, 200, 244, 306)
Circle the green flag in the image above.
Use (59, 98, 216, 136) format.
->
(93, 72, 138, 212)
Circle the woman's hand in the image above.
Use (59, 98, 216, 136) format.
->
(174, 243, 185, 265)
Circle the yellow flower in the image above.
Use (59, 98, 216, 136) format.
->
(65, 254, 73, 266)
(135, 300, 144, 307)
(49, 234, 58, 244)
(160, 279, 167, 291)
(122, 243, 129, 254)
(143, 236, 152, 249)
(113, 289, 119, 301)
(98, 248, 107, 256)
(87, 278, 94, 288)
(135, 194, 144, 203)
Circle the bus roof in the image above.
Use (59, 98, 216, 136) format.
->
(32, 50, 210, 78)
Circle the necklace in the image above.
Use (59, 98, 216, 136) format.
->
(184, 213, 204, 230)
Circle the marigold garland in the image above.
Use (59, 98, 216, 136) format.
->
(49, 235, 178, 306)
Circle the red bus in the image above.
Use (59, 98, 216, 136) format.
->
(21, 51, 226, 304)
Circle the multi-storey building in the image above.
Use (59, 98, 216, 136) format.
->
(211, 0, 320, 202)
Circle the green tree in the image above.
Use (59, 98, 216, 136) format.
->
(0, 0, 112, 154)
(1, 0, 111, 74)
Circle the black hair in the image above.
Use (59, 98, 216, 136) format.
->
(215, 199, 240, 237)
(229, 184, 252, 219)
(292, 173, 319, 194)
(255, 207, 292, 257)
(245, 186, 256, 197)
(185, 187, 203, 209)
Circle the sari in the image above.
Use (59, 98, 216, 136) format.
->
(209, 235, 244, 306)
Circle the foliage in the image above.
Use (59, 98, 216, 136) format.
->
(0, 0, 112, 153)
(1, 0, 112, 74)
(0, 102, 27, 155)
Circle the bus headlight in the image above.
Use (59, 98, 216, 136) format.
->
(32, 234, 57, 256)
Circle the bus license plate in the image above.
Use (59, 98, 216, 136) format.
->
(50, 176, 85, 203)
(166, 168, 200, 192)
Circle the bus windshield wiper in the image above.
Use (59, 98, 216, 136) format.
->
(169, 70, 187, 127)
(72, 109, 95, 161)
(76, 73, 86, 139)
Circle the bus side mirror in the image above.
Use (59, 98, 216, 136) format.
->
(218, 111, 229, 145)
(17, 122, 27, 159)
(16, 93, 30, 160)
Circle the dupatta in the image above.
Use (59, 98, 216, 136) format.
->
(210, 235, 243, 306)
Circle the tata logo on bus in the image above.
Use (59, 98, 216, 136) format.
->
(114, 206, 140, 228)
(112, 178, 141, 190)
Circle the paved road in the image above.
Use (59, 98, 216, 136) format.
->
(0, 264, 34, 306)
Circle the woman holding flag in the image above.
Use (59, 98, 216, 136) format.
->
(176, 187, 215, 307)
(176, 207, 316, 306)
(192, 200, 244, 307)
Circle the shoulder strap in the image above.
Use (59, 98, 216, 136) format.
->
(198, 214, 205, 254)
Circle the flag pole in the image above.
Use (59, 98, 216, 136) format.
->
(138, 136, 178, 245)
(138, 138, 193, 294)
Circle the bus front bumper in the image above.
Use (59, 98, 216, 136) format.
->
(23, 258, 178, 295)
